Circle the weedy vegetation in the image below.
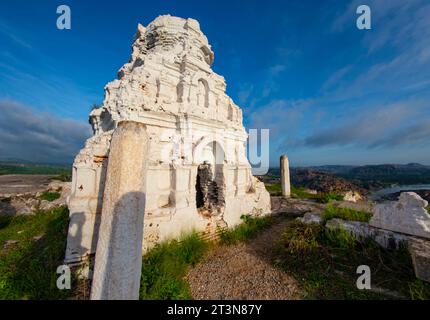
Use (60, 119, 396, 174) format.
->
(219, 214, 274, 245)
(0, 206, 73, 299)
(139, 232, 210, 300)
(277, 221, 430, 299)
(321, 203, 372, 223)
(39, 191, 61, 202)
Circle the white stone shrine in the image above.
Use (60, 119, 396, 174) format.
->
(65, 15, 271, 263)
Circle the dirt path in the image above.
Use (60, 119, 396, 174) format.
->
(187, 213, 306, 300)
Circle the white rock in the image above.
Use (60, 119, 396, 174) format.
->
(343, 191, 362, 203)
(325, 218, 408, 249)
(370, 192, 430, 239)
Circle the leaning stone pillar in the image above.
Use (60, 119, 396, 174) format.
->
(91, 121, 148, 300)
(280, 155, 291, 198)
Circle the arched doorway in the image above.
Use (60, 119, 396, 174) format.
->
(194, 141, 225, 215)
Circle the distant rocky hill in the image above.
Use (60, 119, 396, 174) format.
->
(290, 169, 367, 195)
(0, 159, 70, 176)
(265, 163, 430, 194)
(309, 163, 430, 186)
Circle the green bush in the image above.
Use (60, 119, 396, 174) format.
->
(321, 203, 372, 222)
(39, 191, 61, 202)
(0, 206, 72, 299)
(318, 193, 344, 203)
(140, 232, 209, 300)
(219, 214, 274, 245)
(51, 171, 72, 182)
(265, 183, 282, 196)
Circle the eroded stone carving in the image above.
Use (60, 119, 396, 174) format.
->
(65, 15, 271, 263)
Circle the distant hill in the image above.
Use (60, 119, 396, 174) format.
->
(266, 163, 430, 191)
(291, 169, 367, 194)
(0, 159, 71, 176)
(314, 163, 430, 186)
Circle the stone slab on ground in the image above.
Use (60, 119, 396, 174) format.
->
(296, 212, 323, 225)
(408, 238, 430, 283)
(370, 192, 430, 239)
(325, 218, 409, 249)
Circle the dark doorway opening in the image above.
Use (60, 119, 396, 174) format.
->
(195, 163, 219, 211)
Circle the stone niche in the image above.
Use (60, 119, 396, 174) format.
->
(65, 15, 271, 263)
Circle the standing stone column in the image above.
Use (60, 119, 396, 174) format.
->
(280, 155, 291, 198)
(91, 121, 148, 300)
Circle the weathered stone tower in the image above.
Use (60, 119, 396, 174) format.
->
(65, 15, 271, 263)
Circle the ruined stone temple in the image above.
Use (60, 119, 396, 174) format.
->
(65, 15, 271, 263)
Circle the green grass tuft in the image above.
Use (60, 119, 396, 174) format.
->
(140, 232, 209, 300)
(321, 203, 372, 223)
(219, 214, 274, 245)
(409, 279, 429, 300)
(318, 193, 344, 203)
(265, 183, 282, 196)
(39, 191, 61, 202)
(0, 206, 72, 299)
(51, 172, 72, 182)
(264, 183, 345, 204)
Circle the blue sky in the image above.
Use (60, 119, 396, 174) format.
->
(0, 0, 429, 166)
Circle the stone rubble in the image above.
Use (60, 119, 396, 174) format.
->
(0, 180, 70, 216)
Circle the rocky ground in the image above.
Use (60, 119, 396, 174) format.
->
(186, 197, 323, 300)
(0, 175, 70, 216)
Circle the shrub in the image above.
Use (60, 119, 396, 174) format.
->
(318, 192, 344, 203)
(39, 191, 61, 202)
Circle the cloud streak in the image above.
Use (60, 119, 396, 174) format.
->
(0, 100, 92, 164)
(303, 102, 430, 149)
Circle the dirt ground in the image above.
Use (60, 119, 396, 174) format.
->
(0, 174, 55, 196)
(186, 199, 324, 300)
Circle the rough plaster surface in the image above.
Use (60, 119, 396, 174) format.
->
(90, 122, 148, 300)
